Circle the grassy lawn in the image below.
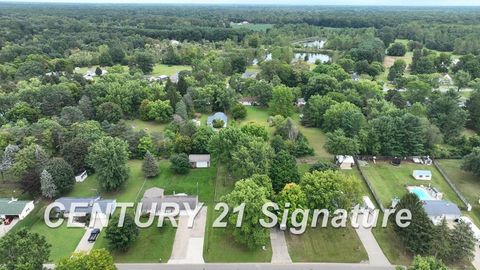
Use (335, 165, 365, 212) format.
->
(285, 226, 368, 263)
(30, 222, 85, 262)
(437, 159, 480, 226)
(372, 214, 412, 266)
(203, 203, 272, 262)
(94, 221, 176, 263)
(240, 106, 271, 128)
(361, 161, 464, 208)
(69, 160, 146, 203)
(151, 64, 191, 76)
(124, 119, 168, 134)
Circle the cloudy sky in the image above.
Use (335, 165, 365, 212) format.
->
(3, 0, 480, 5)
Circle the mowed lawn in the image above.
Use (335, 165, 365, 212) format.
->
(151, 64, 191, 76)
(94, 220, 176, 263)
(361, 161, 464, 208)
(30, 222, 85, 262)
(372, 213, 412, 266)
(203, 203, 273, 262)
(285, 226, 367, 263)
(437, 159, 480, 226)
(124, 119, 168, 134)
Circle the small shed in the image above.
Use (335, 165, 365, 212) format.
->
(189, 154, 211, 168)
(0, 199, 34, 220)
(423, 200, 461, 225)
(75, 171, 88, 182)
(413, 170, 432, 181)
(335, 155, 354, 170)
(239, 97, 257, 106)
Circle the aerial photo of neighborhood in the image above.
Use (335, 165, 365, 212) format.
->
(1, 1, 480, 270)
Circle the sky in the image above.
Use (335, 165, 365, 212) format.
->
(3, 0, 480, 6)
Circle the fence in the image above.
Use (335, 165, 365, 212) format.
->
(433, 159, 471, 211)
(355, 158, 386, 213)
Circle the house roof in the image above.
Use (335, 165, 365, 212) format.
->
(54, 197, 116, 215)
(207, 112, 228, 127)
(0, 199, 32, 215)
(143, 187, 164, 199)
(423, 200, 461, 217)
(336, 155, 354, 164)
(189, 154, 211, 163)
(413, 170, 432, 176)
(141, 195, 198, 212)
(241, 71, 257, 78)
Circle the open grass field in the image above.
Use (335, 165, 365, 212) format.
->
(151, 64, 191, 76)
(94, 221, 176, 263)
(229, 23, 274, 32)
(285, 226, 368, 263)
(203, 203, 273, 262)
(361, 161, 464, 208)
(437, 159, 480, 226)
(30, 222, 85, 262)
(124, 119, 168, 134)
(383, 52, 413, 68)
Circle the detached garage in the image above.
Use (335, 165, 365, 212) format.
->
(0, 198, 34, 220)
(189, 154, 211, 168)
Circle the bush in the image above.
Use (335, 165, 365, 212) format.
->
(169, 153, 190, 174)
(231, 104, 247, 120)
(212, 119, 225, 129)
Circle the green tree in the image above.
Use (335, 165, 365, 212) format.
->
(309, 161, 337, 173)
(40, 169, 57, 199)
(44, 158, 74, 196)
(269, 150, 300, 192)
(231, 103, 247, 120)
(303, 74, 339, 99)
(462, 147, 480, 176)
(137, 135, 155, 157)
(0, 229, 50, 270)
(191, 126, 215, 154)
(325, 129, 360, 155)
(269, 85, 295, 117)
(221, 178, 270, 249)
(142, 151, 159, 178)
(231, 139, 274, 179)
(454, 70, 472, 91)
(105, 214, 139, 252)
(61, 137, 90, 174)
(428, 95, 468, 138)
(323, 102, 366, 136)
(429, 219, 451, 260)
(301, 95, 337, 128)
(394, 193, 433, 255)
(276, 183, 307, 227)
(87, 136, 130, 191)
(466, 89, 480, 132)
(96, 102, 123, 123)
(148, 100, 173, 123)
(410, 256, 447, 270)
(448, 220, 476, 262)
(131, 52, 154, 74)
(300, 170, 361, 211)
(388, 59, 407, 82)
(240, 123, 269, 141)
(56, 249, 116, 270)
(169, 153, 190, 174)
(60, 106, 85, 126)
(175, 100, 188, 120)
(387, 42, 407, 56)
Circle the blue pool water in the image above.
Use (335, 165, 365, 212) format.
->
(410, 187, 432, 201)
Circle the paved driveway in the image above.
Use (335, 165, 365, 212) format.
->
(354, 214, 390, 266)
(270, 228, 292, 264)
(74, 217, 105, 253)
(0, 218, 19, 238)
(472, 245, 480, 270)
(168, 207, 207, 264)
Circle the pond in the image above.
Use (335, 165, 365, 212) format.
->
(293, 53, 331, 64)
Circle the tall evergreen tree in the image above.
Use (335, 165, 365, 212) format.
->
(142, 151, 159, 178)
(448, 220, 475, 262)
(40, 169, 57, 199)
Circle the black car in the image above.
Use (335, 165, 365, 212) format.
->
(88, 228, 100, 243)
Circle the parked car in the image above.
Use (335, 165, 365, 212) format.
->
(88, 228, 100, 242)
(4, 217, 13, 225)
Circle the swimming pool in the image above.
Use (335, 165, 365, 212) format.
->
(409, 186, 434, 201)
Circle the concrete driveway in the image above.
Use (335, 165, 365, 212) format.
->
(74, 218, 104, 253)
(270, 228, 292, 264)
(354, 214, 390, 266)
(472, 245, 480, 270)
(0, 218, 19, 238)
(168, 207, 207, 264)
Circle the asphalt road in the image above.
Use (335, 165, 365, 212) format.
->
(116, 263, 395, 270)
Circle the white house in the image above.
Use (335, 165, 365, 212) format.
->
(189, 154, 211, 168)
(413, 170, 432, 181)
(0, 198, 35, 220)
(335, 155, 355, 170)
(422, 200, 461, 225)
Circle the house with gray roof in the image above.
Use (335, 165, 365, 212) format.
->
(0, 198, 34, 220)
(422, 200, 461, 225)
(140, 187, 198, 215)
(207, 112, 228, 128)
(54, 197, 116, 218)
(189, 154, 211, 168)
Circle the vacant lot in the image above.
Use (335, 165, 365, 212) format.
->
(124, 119, 168, 134)
(285, 226, 367, 263)
(361, 161, 463, 208)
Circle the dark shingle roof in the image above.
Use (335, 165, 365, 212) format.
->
(423, 200, 461, 217)
(54, 197, 116, 215)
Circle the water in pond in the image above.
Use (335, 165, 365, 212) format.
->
(293, 53, 330, 64)
(301, 40, 325, 49)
